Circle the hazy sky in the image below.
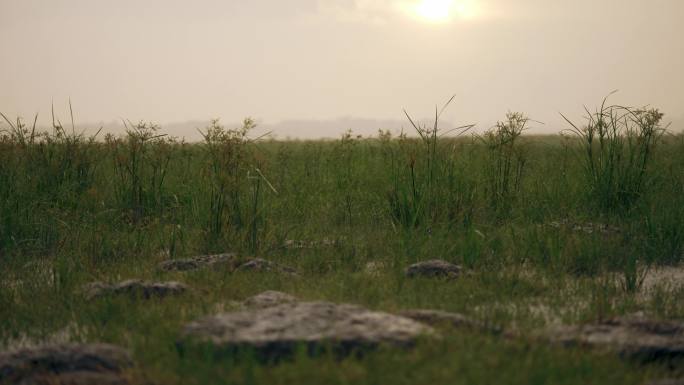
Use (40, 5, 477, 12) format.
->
(1, 0, 682, 137)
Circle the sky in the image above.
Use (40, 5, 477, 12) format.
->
(1, 0, 683, 139)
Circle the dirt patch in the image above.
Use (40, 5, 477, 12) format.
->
(1, 323, 89, 351)
(642, 265, 684, 293)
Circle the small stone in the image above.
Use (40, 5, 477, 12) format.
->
(0, 343, 133, 385)
(243, 291, 298, 309)
(283, 239, 306, 249)
(179, 301, 436, 359)
(364, 261, 387, 276)
(547, 219, 620, 235)
(236, 258, 297, 276)
(405, 260, 462, 279)
(84, 280, 188, 300)
(283, 238, 341, 249)
(159, 253, 239, 272)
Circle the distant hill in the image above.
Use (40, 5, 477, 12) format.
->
(20, 113, 681, 142)
(74, 117, 472, 142)
(261, 118, 409, 140)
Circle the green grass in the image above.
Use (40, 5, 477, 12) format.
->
(1, 101, 683, 384)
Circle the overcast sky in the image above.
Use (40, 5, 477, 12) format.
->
(1, 0, 682, 137)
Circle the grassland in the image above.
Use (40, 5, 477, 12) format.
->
(1, 103, 683, 384)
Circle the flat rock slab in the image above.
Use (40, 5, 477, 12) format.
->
(159, 253, 239, 272)
(547, 316, 684, 364)
(243, 291, 298, 309)
(236, 258, 298, 276)
(84, 280, 188, 300)
(405, 260, 462, 279)
(179, 301, 435, 358)
(0, 343, 132, 385)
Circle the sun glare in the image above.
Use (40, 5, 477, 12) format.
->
(415, 0, 452, 22)
(411, 0, 477, 23)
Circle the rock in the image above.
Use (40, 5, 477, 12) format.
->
(179, 301, 435, 359)
(546, 219, 620, 235)
(363, 261, 387, 276)
(283, 238, 341, 249)
(159, 253, 238, 272)
(0, 343, 133, 385)
(243, 291, 298, 309)
(84, 280, 188, 300)
(398, 309, 484, 330)
(236, 258, 297, 276)
(547, 316, 684, 364)
(405, 260, 462, 279)
(159, 254, 297, 276)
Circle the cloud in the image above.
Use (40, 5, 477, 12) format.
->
(309, 0, 502, 25)
(312, 0, 408, 24)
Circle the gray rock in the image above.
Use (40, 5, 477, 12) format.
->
(547, 316, 684, 364)
(243, 291, 298, 309)
(405, 260, 462, 279)
(179, 301, 435, 358)
(547, 219, 620, 235)
(236, 258, 297, 276)
(84, 280, 188, 300)
(283, 238, 340, 249)
(0, 343, 132, 385)
(159, 253, 238, 272)
(363, 261, 387, 276)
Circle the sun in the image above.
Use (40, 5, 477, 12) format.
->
(415, 0, 453, 22)
(410, 0, 477, 23)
